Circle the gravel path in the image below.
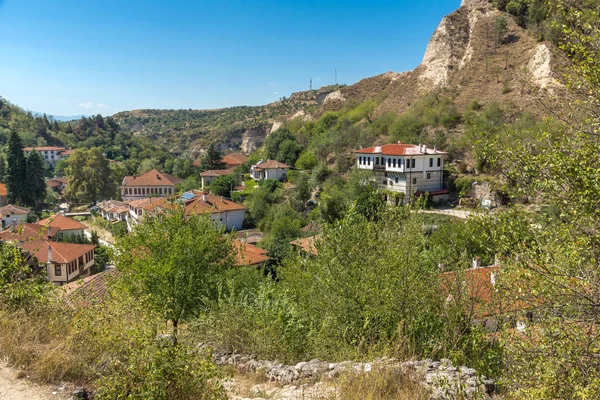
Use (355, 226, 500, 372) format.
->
(0, 365, 70, 400)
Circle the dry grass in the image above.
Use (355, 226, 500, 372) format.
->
(338, 368, 429, 400)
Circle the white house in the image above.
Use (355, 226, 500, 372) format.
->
(250, 160, 290, 181)
(97, 200, 129, 222)
(0, 205, 30, 228)
(121, 169, 183, 201)
(38, 214, 87, 240)
(200, 168, 235, 190)
(23, 146, 72, 167)
(355, 143, 448, 204)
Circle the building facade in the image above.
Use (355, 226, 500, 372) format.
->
(121, 169, 183, 201)
(0, 205, 30, 228)
(355, 143, 448, 204)
(23, 146, 72, 167)
(250, 160, 290, 181)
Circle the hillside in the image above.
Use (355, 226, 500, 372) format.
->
(113, 0, 566, 157)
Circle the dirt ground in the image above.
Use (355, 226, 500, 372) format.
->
(0, 364, 70, 400)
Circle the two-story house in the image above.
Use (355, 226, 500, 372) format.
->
(121, 169, 183, 201)
(23, 146, 72, 167)
(0, 205, 30, 228)
(97, 200, 129, 222)
(39, 214, 87, 241)
(355, 143, 448, 204)
(250, 160, 290, 181)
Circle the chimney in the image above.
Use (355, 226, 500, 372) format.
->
(48, 244, 53, 263)
(472, 256, 481, 269)
(202, 194, 207, 202)
(433, 145, 437, 152)
(423, 144, 427, 153)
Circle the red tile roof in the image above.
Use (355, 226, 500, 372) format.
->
(128, 197, 166, 212)
(0, 204, 30, 216)
(183, 191, 246, 215)
(46, 180, 62, 189)
(63, 269, 120, 308)
(0, 223, 57, 242)
(355, 143, 447, 156)
(23, 146, 67, 152)
(222, 152, 248, 166)
(20, 240, 96, 264)
(0, 183, 6, 196)
(200, 168, 235, 177)
(233, 240, 269, 266)
(440, 265, 501, 318)
(290, 235, 320, 256)
(122, 169, 183, 187)
(39, 214, 87, 231)
(253, 160, 291, 170)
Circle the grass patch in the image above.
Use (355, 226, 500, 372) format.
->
(338, 369, 429, 400)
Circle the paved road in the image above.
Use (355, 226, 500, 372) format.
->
(418, 208, 475, 219)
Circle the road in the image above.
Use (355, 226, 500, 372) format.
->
(418, 208, 475, 219)
(0, 364, 69, 400)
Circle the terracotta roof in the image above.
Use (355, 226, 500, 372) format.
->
(0, 223, 57, 242)
(46, 180, 62, 189)
(23, 146, 67, 152)
(233, 240, 269, 266)
(222, 153, 248, 166)
(290, 235, 320, 256)
(182, 191, 246, 215)
(97, 200, 128, 213)
(0, 183, 6, 196)
(20, 240, 96, 264)
(200, 168, 235, 177)
(0, 204, 30, 216)
(122, 169, 183, 187)
(253, 160, 291, 170)
(54, 177, 68, 184)
(192, 159, 201, 167)
(355, 143, 447, 156)
(128, 197, 167, 212)
(58, 149, 73, 156)
(63, 269, 120, 308)
(39, 214, 87, 231)
(441, 265, 502, 318)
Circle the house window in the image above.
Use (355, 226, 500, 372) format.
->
(393, 159, 397, 168)
(395, 177, 399, 183)
(437, 157, 441, 167)
(382, 180, 387, 185)
(412, 178, 417, 185)
(387, 158, 391, 167)
(400, 159, 404, 167)
(55, 265, 61, 276)
(429, 158, 433, 167)
(375, 157, 379, 165)
(137, 209, 142, 216)
(427, 173, 431, 179)
(411, 159, 416, 168)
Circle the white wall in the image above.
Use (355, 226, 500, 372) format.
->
(2, 214, 27, 228)
(264, 167, 289, 181)
(210, 209, 245, 231)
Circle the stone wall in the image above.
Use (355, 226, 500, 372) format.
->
(201, 345, 495, 400)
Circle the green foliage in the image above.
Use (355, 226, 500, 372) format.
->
(64, 147, 115, 203)
(6, 130, 27, 205)
(209, 174, 238, 197)
(24, 151, 47, 209)
(114, 210, 235, 334)
(200, 143, 225, 171)
(259, 203, 303, 262)
(264, 127, 304, 166)
(494, 16, 508, 47)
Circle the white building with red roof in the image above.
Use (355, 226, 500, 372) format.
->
(0, 204, 30, 228)
(38, 214, 87, 240)
(121, 169, 183, 201)
(250, 160, 290, 181)
(23, 146, 72, 167)
(355, 143, 448, 203)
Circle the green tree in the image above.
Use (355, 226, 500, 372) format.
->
(23, 151, 46, 209)
(201, 143, 225, 171)
(53, 159, 68, 177)
(494, 16, 508, 49)
(0, 153, 6, 182)
(114, 210, 235, 337)
(6, 131, 27, 204)
(295, 151, 318, 170)
(209, 174, 237, 197)
(64, 147, 113, 204)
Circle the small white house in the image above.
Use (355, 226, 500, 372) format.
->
(0, 205, 30, 228)
(250, 160, 290, 181)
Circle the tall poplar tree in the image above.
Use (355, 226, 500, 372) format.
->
(24, 151, 46, 209)
(6, 131, 27, 205)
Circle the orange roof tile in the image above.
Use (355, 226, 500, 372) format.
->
(128, 197, 167, 212)
(39, 214, 87, 231)
(290, 235, 320, 256)
(253, 160, 291, 170)
(222, 152, 248, 166)
(0, 204, 30, 216)
(63, 269, 120, 307)
(200, 168, 235, 177)
(0, 223, 57, 242)
(355, 143, 447, 156)
(23, 146, 67, 152)
(122, 169, 183, 187)
(0, 183, 6, 196)
(233, 240, 269, 266)
(20, 240, 96, 264)
(183, 191, 246, 215)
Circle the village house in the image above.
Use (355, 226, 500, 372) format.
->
(200, 168, 235, 190)
(39, 214, 87, 240)
(355, 143, 448, 204)
(46, 177, 68, 194)
(121, 169, 183, 201)
(290, 235, 320, 256)
(0, 183, 7, 207)
(233, 240, 270, 267)
(0, 204, 30, 228)
(126, 191, 246, 231)
(193, 152, 248, 169)
(23, 146, 72, 167)
(250, 160, 290, 181)
(0, 224, 96, 285)
(96, 200, 129, 222)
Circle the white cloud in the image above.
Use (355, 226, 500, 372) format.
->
(78, 101, 109, 109)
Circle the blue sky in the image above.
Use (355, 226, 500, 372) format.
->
(0, 0, 460, 116)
